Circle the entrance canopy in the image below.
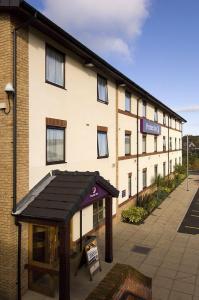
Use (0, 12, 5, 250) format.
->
(14, 170, 119, 223)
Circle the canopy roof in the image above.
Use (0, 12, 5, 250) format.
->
(14, 170, 119, 223)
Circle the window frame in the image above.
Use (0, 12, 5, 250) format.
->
(154, 164, 158, 180)
(163, 136, 166, 151)
(125, 91, 131, 112)
(97, 74, 108, 104)
(125, 131, 131, 156)
(163, 113, 166, 125)
(46, 125, 66, 165)
(142, 100, 147, 118)
(154, 107, 158, 122)
(142, 134, 147, 154)
(128, 173, 132, 198)
(163, 162, 166, 177)
(97, 130, 109, 159)
(154, 136, 158, 152)
(45, 44, 65, 89)
(93, 199, 105, 227)
(169, 137, 172, 150)
(142, 168, 147, 189)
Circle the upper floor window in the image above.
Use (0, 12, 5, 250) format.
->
(125, 131, 131, 155)
(46, 45, 65, 88)
(179, 138, 181, 149)
(46, 126, 65, 164)
(97, 128, 109, 158)
(169, 137, 172, 150)
(175, 138, 177, 149)
(170, 117, 172, 128)
(142, 101, 147, 117)
(125, 91, 131, 112)
(163, 136, 166, 151)
(154, 108, 158, 122)
(142, 135, 147, 153)
(154, 136, 158, 152)
(163, 113, 166, 125)
(97, 75, 108, 103)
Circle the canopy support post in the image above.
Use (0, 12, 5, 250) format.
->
(59, 221, 70, 300)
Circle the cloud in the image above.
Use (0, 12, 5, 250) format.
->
(177, 105, 199, 113)
(42, 0, 150, 61)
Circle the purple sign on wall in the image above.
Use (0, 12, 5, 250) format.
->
(140, 118, 161, 135)
(81, 184, 108, 209)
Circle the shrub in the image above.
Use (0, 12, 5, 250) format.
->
(144, 198, 159, 213)
(121, 207, 148, 224)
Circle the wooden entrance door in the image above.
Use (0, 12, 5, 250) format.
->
(28, 224, 59, 297)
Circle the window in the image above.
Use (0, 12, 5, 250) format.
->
(125, 91, 131, 112)
(154, 165, 158, 180)
(142, 169, 147, 189)
(170, 117, 172, 128)
(142, 135, 147, 153)
(154, 108, 158, 122)
(128, 173, 132, 198)
(175, 119, 177, 129)
(179, 138, 181, 149)
(163, 162, 166, 177)
(154, 136, 158, 152)
(93, 199, 104, 227)
(175, 158, 177, 166)
(97, 75, 108, 103)
(125, 131, 131, 155)
(163, 136, 166, 151)
(163, 113, 166, 125)
(142, 101, 147, 117)
(169, 137, 172, 150)
(170, 159, 172, 173)
(46, 126, 65, 164)
(46, 45, 65, 88)
(97, 130, 109, 158)
(179, 157, 182, 165)
(175, 138, 177, 150)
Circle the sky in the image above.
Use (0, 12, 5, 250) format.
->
(27, 0, 199, 135)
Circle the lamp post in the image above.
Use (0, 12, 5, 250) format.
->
(186, 135, 189, 191)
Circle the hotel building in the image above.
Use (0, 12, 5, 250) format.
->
(0, 1, 186, 299)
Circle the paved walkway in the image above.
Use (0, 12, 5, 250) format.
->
(24, 175, 199, 300)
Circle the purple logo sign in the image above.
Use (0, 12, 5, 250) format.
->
(140, 118, 161, 135)
(81, 184, 108, 208)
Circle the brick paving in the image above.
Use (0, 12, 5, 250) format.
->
(23, 175, 199, 300)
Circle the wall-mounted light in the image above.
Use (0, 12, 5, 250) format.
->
(118, 83, 126, 87)
(84, 61, 95, 68)
(0, 83, 15, 114)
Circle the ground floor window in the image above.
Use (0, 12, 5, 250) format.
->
(142, 168, 147, 189)
(93, 199, 105, 227)
(128, 173, 132, 198)
(170, 159, 172, 173)
(154, 165, 158, 180)
(163, 162, 166, 177)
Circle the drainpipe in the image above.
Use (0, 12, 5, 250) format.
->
(168, 116, 170, 176)
(12, 13, 37, 300)
(136, 98, 139, 204)
(15, 221, 22, 300)
(116, 84, 119, 210)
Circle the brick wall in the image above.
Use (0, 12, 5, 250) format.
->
(0, 13, 29, 299)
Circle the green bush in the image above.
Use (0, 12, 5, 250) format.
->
(144, 198, 159, 213)
(121, 207, 148, 224)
